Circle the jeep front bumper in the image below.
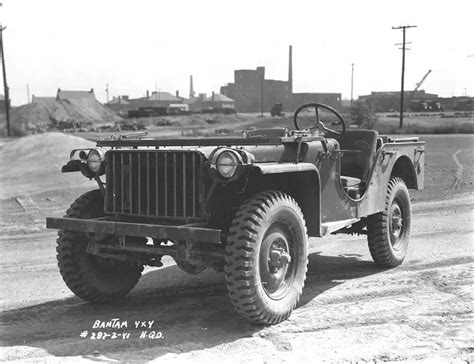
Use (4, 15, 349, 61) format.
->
(46, 217, 221, 243)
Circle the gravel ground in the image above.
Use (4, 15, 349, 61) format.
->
(0, 134, 472, 363)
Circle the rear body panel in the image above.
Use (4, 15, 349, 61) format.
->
(320, 140, 424, 223)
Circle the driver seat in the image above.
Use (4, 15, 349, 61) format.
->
(339, 130, 379, 198)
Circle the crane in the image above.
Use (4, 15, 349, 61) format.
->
(413, 69, 431, 93)
(407, 70, 432, 111)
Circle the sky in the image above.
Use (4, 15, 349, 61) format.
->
(1, 0, 473, 106)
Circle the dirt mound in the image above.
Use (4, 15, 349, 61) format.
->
(133, 113, 249, 129)
(10, 99, 121, 134)
(0, 133, 96, 199)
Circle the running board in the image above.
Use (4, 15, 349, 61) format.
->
(321, 218, 360, 237)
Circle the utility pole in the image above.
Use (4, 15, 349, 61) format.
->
(260, 73, 264, 117)
(350, 63, 355, 107)
(392, 25, 417, 128)
(26, 84, 30, 103)
(105, 83, 109, 104)
(0, 23, 10, 136)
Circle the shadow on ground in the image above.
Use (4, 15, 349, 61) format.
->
(0, 252, 384, 361)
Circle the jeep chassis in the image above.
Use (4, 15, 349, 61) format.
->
(47, 103, 425, 324)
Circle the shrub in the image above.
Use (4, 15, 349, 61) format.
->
(350, 101, 378, 128)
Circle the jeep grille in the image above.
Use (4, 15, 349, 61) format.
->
(105, 150, 204, 219)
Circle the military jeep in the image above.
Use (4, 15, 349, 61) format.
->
(47, 103, 425, 324)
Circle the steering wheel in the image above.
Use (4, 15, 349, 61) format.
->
(293, 102, 346, 138)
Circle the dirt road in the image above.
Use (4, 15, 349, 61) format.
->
(0, 190, 472, 363)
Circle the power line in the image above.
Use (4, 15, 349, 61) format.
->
(392, 25, 417, 128)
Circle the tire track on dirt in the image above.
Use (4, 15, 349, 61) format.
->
(451, 150, 463, 190)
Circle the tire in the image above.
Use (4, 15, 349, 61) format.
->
(56, 190, 143, 302)
(367, 177, 411, 267)
(225, 190, 308, 325)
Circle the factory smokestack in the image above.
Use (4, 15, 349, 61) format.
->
(288, 45, 293, 94)
(189, 75, 195, 99)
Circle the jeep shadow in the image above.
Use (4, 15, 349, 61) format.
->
(0, 252, 384, 362)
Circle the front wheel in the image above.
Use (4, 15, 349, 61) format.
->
(56, 190, 143, 302)
(224, 191, 308, 325)
(367, 177, 411, 267)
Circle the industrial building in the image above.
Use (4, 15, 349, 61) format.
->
(132, 91, 183, 108)
(107, 90, 183, 115)
(357, 91, 474, 112)
(437, 96, 473, 111)
(220, 46, 341, 113)
(358, 90, 439, 112)
(57, 88, 97, 101)
(31, 96, 56, 103)
(186, 92, 236, 113)
(106, 96, 131, 113)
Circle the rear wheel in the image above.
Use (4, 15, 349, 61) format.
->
(367, 177, 411, 267)
(56, 190, 143, 302)
(224, 191, 308, 325)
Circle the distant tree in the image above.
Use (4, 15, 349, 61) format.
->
(350, 100, 377, 129)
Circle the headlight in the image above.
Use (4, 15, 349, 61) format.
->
(87, 149, 104, 173)
(216, 151, 239, 178)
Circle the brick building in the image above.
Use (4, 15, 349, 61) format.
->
(220, 46, 341, 113)
(220, 67, 291, 112)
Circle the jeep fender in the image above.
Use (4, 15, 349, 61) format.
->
(251, 163, 321, 237)
(361, 145, 424, 216)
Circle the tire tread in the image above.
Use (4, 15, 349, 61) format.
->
(224, 190, 308, 325)
(367, 177, 410, 268)
(56, 190, 143, 302)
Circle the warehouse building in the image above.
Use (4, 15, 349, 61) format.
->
(358, 90, 438, 112)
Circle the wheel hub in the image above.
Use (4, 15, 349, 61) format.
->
(268, 239, 292, 273)
(260, 231, 293, 297)
(390, 203, 403, 240)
